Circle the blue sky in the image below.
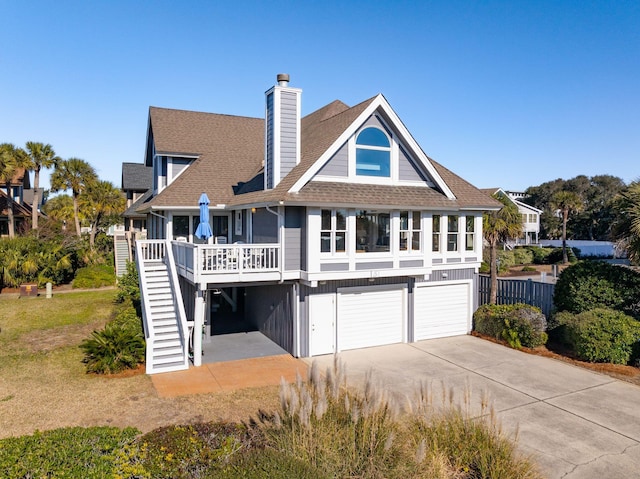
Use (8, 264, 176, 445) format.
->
(1, 1, 638, 193)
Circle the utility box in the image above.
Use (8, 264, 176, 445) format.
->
(19, 284, 38, 297)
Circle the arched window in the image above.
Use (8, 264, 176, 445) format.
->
(355, 127, 391, 177)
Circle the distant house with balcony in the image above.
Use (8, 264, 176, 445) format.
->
(0, 167, 33, 236)
(127, 74, 500, 374)
(481, 188, 542, 245)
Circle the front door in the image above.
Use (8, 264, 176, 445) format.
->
(212, 215, 230, 243)
(309, 294, 336, 356)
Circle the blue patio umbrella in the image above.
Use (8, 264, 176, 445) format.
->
(195, 192, 213, 240)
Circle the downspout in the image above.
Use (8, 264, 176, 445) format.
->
(266, 205, 284, 283)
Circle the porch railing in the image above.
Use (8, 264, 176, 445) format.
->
(171, 241, 280, 282)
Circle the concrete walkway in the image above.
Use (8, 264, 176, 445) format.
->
(308, 336, 640, 479)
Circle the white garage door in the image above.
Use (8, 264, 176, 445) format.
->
(337, 286, 405, 351)
(414, 282, 471, 341)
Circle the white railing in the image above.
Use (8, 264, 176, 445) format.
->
(171, 241, 280, 281)
(138, 240, 166, 261)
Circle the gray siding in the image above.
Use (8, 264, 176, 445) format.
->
(317, 142, 348, 177)
(398, 146, 432, 184)
(245, 284, 294, 354)
(447, 258, 462, 263)
(465, 256, 478, 262)
(280, 91, 298, 180)
(400, 259, 424, 268)
(265, 92, 274, 189)
(178, 277, 196, 322)
(426, 268, 476, 282)
(171, 158, 191, 180)
(355, 261, 394, 270)
(320, 263, 349, 272)
(232, 210, 248, 243)
(252, 208, 278, 243)
(284, 207, 304, 271)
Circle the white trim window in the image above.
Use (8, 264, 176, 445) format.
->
(355, 127, 391, 177)
(400, 211, 421, 252)
(447, 215, 459, 252)
(465, 216, 475, 251)
(432, 215, 441, 252)
(356, 210, 390, 253)
(321, 209, 347, 254)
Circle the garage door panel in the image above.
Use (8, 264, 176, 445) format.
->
(338, 288, 404, 351)
(415, 283, 470, 341)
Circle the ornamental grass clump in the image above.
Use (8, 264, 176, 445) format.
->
(258, 358, 542, 479)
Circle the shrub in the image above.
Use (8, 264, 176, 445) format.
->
(554, 261, 640, 319)
(474, 304, 547, 348)
(552, 308, 640, 364)
(115, 261, 140, 304)
(72, 264, 116, 289)
(545, 247, 578, 264)
(529, 246, 553, 265)
(80, 322, 145, 374)
(513, 248, 534, 265)
(521, 266, 537, 272)
(0, 426, 139, 478)
(497, 250, 516, 270)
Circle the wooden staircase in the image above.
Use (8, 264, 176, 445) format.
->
(136, 240, 190, 374)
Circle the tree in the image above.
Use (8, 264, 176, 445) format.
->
(0, 143, 28, 238)
(612, 181, 640, 264)
(24, 142, 61, 230)
(42, 194, 75, 228)
(80, 180, 125, 247)
(50, 158, 97, 237)
(483, 192, 523, 304)
(550, 191, 583, 264)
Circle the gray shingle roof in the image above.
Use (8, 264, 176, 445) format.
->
(122, 163, 152, 191)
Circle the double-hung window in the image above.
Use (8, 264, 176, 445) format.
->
(465, 216, 475, 251)
(356, 210, 390, 252)
(447, 215, 459, 252)
(432, 215, 441, 252)
(321, 209, 347, 254)
(400, 211, 421, 252)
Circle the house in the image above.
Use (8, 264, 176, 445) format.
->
(117, 163, 153, 273)
(131, 74, 501, 374)
(481, 188, 542, 245)
(0, 167, 33, 236)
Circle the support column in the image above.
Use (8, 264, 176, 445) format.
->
(193, 289, 205, 366)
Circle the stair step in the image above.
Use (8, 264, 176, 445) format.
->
(147, 292, 173, 301)
(152, 311, 177, 320)
(150, 305, 176, 314)
(155, 325, 179, 335)
(150, 301, 175, 310)
(153, 354, 186, 365)
(155, 331, 181, 341)
(153, 318, 178, 327)
(154, 338, 182, 349)
(153, 346, 184, 357)
(147, 287, 172, 295)
(146, 267, 168, 274)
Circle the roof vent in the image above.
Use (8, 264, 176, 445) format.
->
(277, 73, 290, 86)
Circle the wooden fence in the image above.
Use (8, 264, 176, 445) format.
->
(478, 275, 555, 317)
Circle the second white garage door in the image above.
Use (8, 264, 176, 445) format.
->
(414, 282, 471, 341)
(337, 286, 405, 351)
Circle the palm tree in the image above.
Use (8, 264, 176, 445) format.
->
(80, 180, 126, 247)
(41, 194, 75, 229)
(24, 142, 61, 230)
(612, 181, 640, 263)
(550, 191, 583, 263)
(50, 158, 97, 237)
(0, 143, 28, 238)
(483, 192, 523, 304)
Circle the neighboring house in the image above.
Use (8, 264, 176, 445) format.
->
(118, 163, 153, 271)
(0, 168, 33, 236)
(481, 188, 542, 245)
(131, 74, 501, 374)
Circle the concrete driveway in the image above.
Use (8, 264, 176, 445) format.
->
(307, 336, 640, 479)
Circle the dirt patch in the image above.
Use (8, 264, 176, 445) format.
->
(22, 320, 107, 353)
(471, 331, 640, 386)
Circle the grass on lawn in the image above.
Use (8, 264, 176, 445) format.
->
(0, 290, 279, 440)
